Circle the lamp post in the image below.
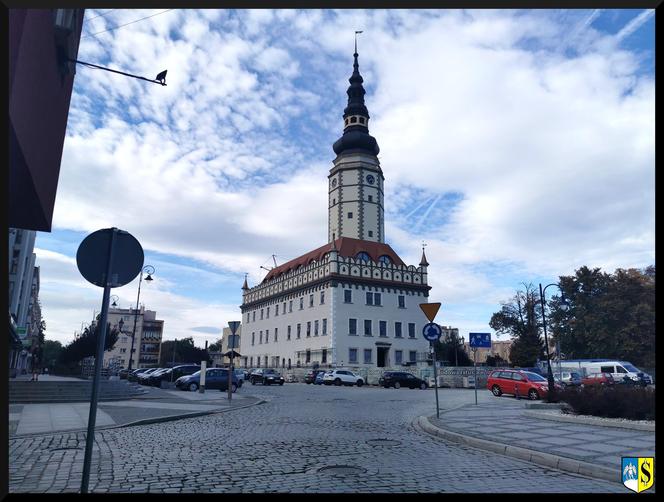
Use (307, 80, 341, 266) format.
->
(110, 295, 119, 308)
(539, 282, 565, 403)
(127, 265, 154, 372)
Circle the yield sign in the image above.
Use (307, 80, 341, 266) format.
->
(228, 321, 241, 335)
(419, 303, 441, 322)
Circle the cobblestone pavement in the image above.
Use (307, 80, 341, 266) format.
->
(9, 385, 625, 493)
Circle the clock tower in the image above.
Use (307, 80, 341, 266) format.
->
(328, 49, 384, 244)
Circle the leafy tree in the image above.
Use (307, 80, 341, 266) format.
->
(41, 340, 63, 369)
(486, 354, 508, 367)
(433, 330, 472, 366)
(208, 339, 223, 352)
(548, 265, 655, 368)
(159, 337, 211, 367)
(59, 322, 120, 364)
(490, 283, 544, 367)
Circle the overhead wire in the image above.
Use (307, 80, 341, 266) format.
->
(81, 9, 175, 39)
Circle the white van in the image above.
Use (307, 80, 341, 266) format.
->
(560, 360, 652, 385)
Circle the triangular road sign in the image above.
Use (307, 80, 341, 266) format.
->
(419, 303, 441, 322)
(228, 321, 241, 335)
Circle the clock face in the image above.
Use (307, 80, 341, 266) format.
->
(366, 174, 375, 185)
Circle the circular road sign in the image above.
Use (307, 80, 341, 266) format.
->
(77, 228, 144, 288)
(422, 322, 442, 342)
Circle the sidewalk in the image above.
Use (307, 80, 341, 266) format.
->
(418, 398, 655, 484)
(9, 385, 263, 437)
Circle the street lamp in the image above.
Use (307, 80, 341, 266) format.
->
(110, 295, 119, 308)
(539, 282, 566, 403)
(127, 265, 154, 371)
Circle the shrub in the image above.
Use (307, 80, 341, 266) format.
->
(560, 385, 655, 421)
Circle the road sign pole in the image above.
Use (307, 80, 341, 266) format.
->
(81, 228, 117, 494)
(431, 341, 440, 418)
(473, 348, 478, 405)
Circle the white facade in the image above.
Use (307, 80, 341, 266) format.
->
(102, 307, 164, 369)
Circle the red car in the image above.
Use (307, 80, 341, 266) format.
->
(486, 369, 560, 400)
(581, 372, 615, 387)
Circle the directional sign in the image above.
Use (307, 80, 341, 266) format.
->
(469, 332, 491, 348)
(228, 321, 241, 335)
(419, 303, 441, 322)
(422, 322, 442, 342)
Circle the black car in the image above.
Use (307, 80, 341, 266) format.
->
(146, 364, 201, 386)
(137, 368, 162, 385)
(127, 368, 150, 382)
(250, 369, 285, 386)
(379, 371, 428, 390)
(304, 369, 327, 384)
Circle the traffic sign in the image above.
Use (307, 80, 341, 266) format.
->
(77, 228, 143, 288)
(419, 303, 441, 322)
(469, 332, 491, 348)
(228, 321, 241, 335)
(422, 322, 442, 342)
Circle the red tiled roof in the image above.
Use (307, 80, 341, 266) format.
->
(262, 237, 406, 283)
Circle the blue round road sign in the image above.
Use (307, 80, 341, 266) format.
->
(422, 322, 442, 342)
(77, 228, 144, 288)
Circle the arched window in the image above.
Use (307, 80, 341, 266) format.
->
(359, 117, 365, 124)
(350, 116, 357, 123)
(378, 255, 392, 265)
(356, 252, 371, 262)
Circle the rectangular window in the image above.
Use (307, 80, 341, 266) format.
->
(314, 320, 319, 336)
(395, 322, 403, 338)
(287, 325, 291, 341)
(306, 321, 311, 337)
(344, 289, 352, 303)
(409, 351, 417, 363)
(408, 323, 416, 338)
(368, 195, 373, 202)
(297, 324, 301, 339)
(379, 321, 387, 337)
(368, 231, 373, 237)
(289, 300, 293, 313)
(283, 302, 286, 313)
(246, 313, 250, 323)
(364, 349, 372, 364)
(275, 304, 279, 316)
(266, 307, 270, 319)
(259, 331, 263, 344)
(322, 318, 327, 335)
(260, 309, 264, 320)
(309, 294, 314, 307)
(306, 350, 311, 364)
(274, 328, 278, 342)
(320, 291, 325, 304)
(348, 212, 353, 219)
(252, 332, 255, 346)
(364, 319, 372, 336)
(349, 318, 357, 335)
(252, 311, 256, 322)
(349, 348, 358, 363)
(366, 292, 373, 305)
(398, 295, 405, 308)
(265, 329, 269, 344)
(299, 297, 304, 310)
(322, 349, 327, 364)
(374, 293, 382, 306)
(395, 350, 403, 364)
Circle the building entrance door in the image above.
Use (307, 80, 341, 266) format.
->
(377, 347, 389, 368)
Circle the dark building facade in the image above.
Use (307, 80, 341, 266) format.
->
(9, 9, 85, 231)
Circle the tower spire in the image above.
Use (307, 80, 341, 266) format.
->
(242, 273, 249, 291)
(420, 242, 429, 267)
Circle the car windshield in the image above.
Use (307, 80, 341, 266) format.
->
(571, 372, 580, 379)
(524, 372, 547, 382)
(622, 363, 640, 373)
(190, 370, 201, 377)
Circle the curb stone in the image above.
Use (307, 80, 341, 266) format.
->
(523, 410, 656, 432)
(416, 416, 619, 484)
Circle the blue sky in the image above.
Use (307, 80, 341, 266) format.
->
(34, 9, 655, 347)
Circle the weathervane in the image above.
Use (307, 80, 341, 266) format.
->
(355, 30, 363, 54)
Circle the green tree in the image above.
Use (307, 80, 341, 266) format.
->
(433, 331, 472, 366)
(59, 322, 120, 365)
(159, 337, 211, 367)
(490, 283, 544, 367)
(548, 265, 655, 368)
(207, 339, 223, 352)
(41, 340, 63, 370)
(486, 354, 508, 367)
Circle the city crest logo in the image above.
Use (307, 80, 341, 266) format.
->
(622, 457, 654, 493)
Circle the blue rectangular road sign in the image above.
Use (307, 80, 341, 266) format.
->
(469, 332, 491, 348)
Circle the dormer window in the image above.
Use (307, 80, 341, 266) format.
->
(379, 255, 392, 265)
(350, 117, 357, 123)
(356, 252, 371, 262)
(359, 117, 365, 124)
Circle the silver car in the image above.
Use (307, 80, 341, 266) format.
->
(554, 371, 582, 388)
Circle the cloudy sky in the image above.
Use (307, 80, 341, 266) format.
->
(35, 9, 655, 348)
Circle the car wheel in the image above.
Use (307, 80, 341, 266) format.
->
(492, 385, 502, 397)
(279, 382, 284, 386)
(238, 380, 243, 388)
(356, 380, 363, 387)
(334, 378, 342, 386)
(265, 381, 270, 386)
(394, 382, 401, 389)
(231, 383, 238, 393)
(188, 382, 198, 392)
(528, 389, 539, 400)
(420, 382, 427, 390)
(251, 379, 256, 385)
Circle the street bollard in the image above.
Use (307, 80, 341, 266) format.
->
(199, 360, 206, 393)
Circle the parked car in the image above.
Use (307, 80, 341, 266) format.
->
(134, 368, 159, 384)
(323, 369, 364, 387)
(581, 372, 615, 387)
(487, 369, 560, 400)
(314, 371, 327, 385)
(233, 369, 248, 387)
(250, 368, 285, 386)
(553, 371, 583, 388)
(559, 360, 652, 386)
(150, 364, 201, 386)
(305, 369, 327, 384)
(379, 371, 428, 390)
(119, 369, 130, 380)
(175, 368, 239, 392)
(127, 368, 150, 382)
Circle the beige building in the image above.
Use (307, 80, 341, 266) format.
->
(102, 307, 164, 370)
(463, 339, 512, 364)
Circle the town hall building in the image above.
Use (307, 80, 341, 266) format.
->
(239, 49, 432, 370)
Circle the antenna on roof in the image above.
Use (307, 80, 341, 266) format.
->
(260, 254, 279, 273)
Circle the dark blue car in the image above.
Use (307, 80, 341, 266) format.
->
(175, 368, 239, 392)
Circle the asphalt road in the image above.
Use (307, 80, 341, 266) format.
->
(9, 384, 625, 493)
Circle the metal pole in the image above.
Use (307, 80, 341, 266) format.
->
(171, 338, 176, 382)
(81, 228, 117, 494)
(127, 272, 143, 372)
(474, 348, 478, 405)
(431, 341, 440, 419)
(539, 283, 556, 403)
(227, 354, 233, 401)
